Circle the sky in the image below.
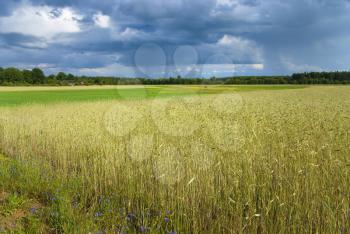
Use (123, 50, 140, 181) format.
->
(0, 0, 350, 78)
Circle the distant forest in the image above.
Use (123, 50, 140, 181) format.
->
(1, 67, 350, 85)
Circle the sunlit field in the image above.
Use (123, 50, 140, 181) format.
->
(0, 85, 305, 106)
(0, 85, 349, 233)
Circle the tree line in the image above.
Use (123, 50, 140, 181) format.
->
(1, 67, 350, 86)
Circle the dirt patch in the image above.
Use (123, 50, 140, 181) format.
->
(0, 192, 47, 233)
(0, 191, 9, 202)
(0, 209, 26, 231)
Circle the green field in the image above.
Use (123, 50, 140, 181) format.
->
(0, 85, 306, 106)
(0, 85, 349, 233)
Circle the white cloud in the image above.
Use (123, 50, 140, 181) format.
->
(218, 34, 239, 46)
(78, 63, 136, 77)
(231, 4, 260, 21)
(195, 35, 264, 77)
(216, 34, 263, 62)
(251, 64, 264, 70)
(91, 13, 148, 41)
(111, 27, 148, 41)
(120, 28, 143, 40)
(213, 0, 260, 22)
(0, 3, 83, 39)
(281, 57, 323, 72)
(201, 63, 264, 77)
(19, 41, 48, 49)
(93, 12, 111, 28)
(216, 0, 237, 7)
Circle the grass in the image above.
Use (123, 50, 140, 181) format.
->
(0, 85, 307, 106)
(0, 153, 95, 233)
(0, 85, 349, 233)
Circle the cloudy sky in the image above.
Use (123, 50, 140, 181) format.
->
(0, 0, 350, 77)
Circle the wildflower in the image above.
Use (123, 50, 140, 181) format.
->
(126, 213, 137, 223)
(168, 231, 177, 234)
(98, 196, 110, 204)
(139, 225, 147, 233)
(44, 192, 56, 203)
(165, 210, 172, 215)
(50, 195, 58, 203)
(95, 212, 103, 218)
(30, 207, 37, 214)
(164, 217, 169, 223)
(116, 225, 128, 234)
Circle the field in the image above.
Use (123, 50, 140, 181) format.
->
(0, 85, 305, 106)
(0, 85, 349, 233)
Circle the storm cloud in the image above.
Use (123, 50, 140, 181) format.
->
(0, 0, 350, 77)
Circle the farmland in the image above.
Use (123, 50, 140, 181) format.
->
(0, 85, 349, 233)
(0, 85, 305, 106)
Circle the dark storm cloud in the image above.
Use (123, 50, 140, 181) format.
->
(0, 0, 350, 77)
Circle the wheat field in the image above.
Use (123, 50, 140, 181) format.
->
(0, 86, 349, 233)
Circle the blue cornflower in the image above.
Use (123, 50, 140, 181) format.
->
(95, 212, 103, 218)
(126, 213, 137, 222)
(139, 225, 147, 233)
(50, 196, 57, 202)
(30, 207, 37, 214)
(164, 217, 170, 223)
(98, 196, 111, 204)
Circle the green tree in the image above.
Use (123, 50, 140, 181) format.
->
(32, 68, 45, 84)
(0, 67, 4, 84)
(56, 72, 67, 81)
(3, 68, 24, 83)
(23, 70, 33, 84)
